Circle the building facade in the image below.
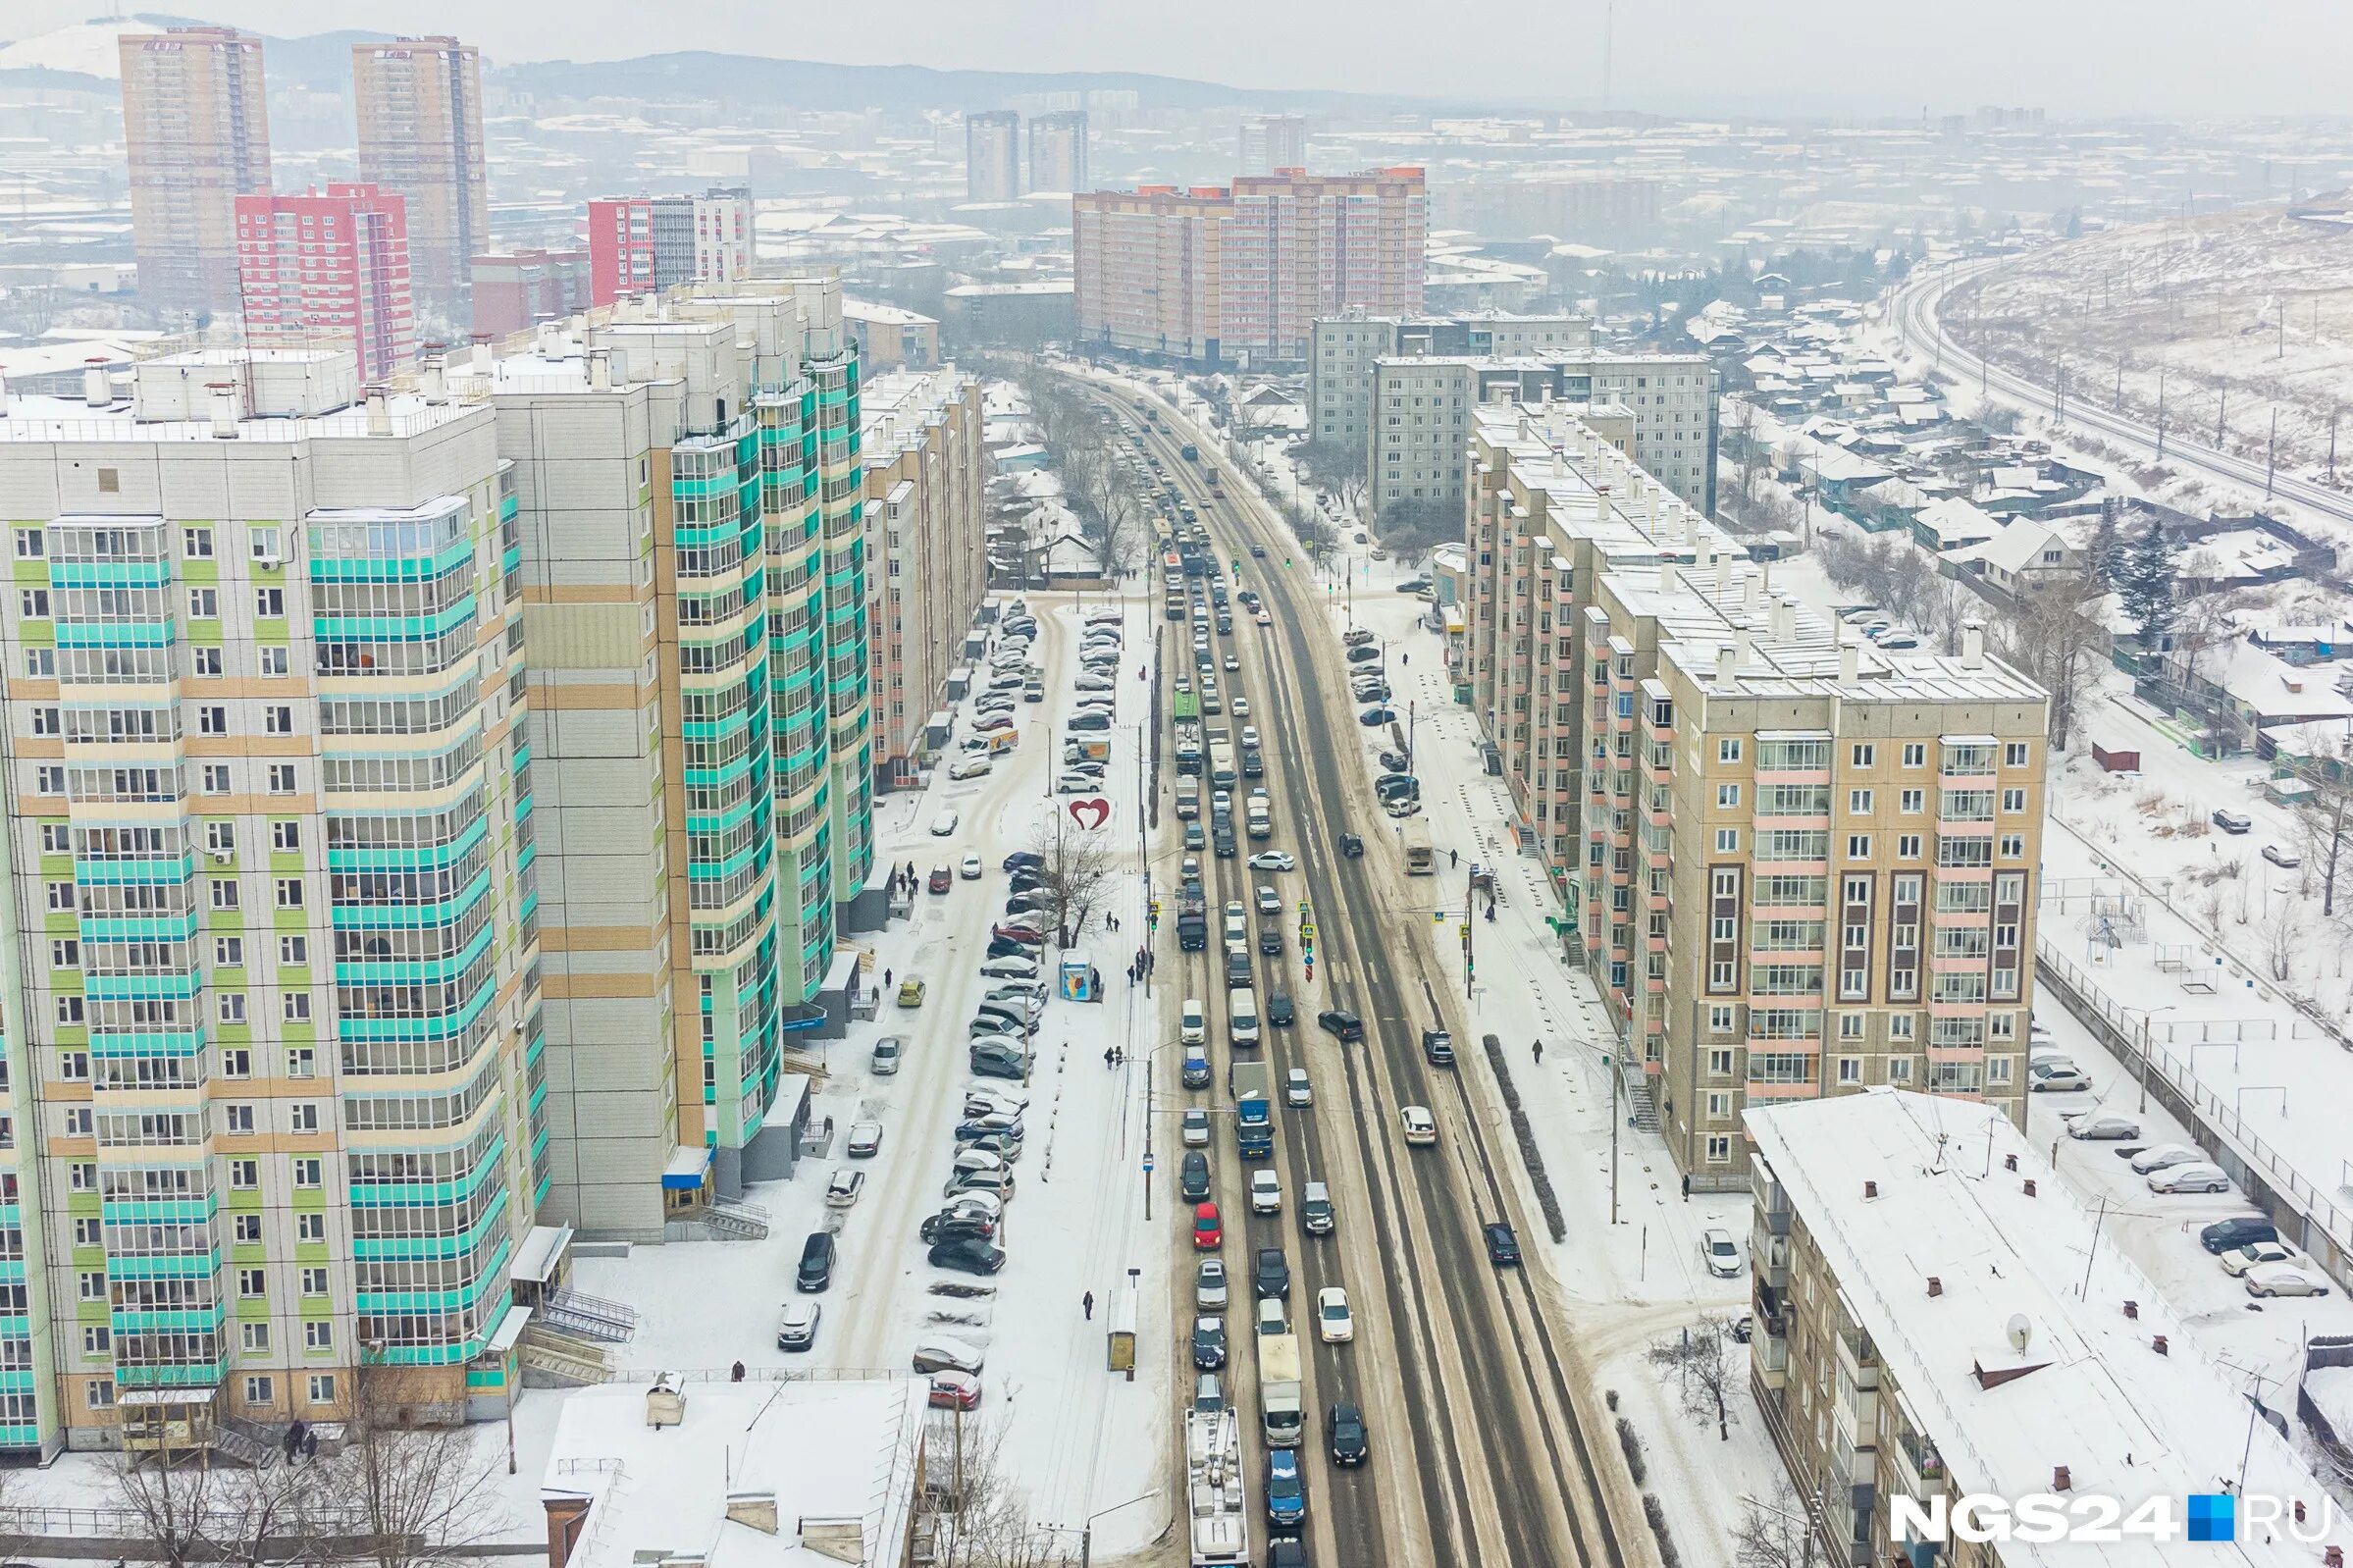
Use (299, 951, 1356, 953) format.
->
(588, 191, 754, 308)
(1466, 404, 2046, 1184)
(470, 249, 591, 339)
(1309, 310, 1595, 450)
(1367, 350, 1717, 519)
(0, 348, 544, 1455)
(1239, 114, 1308, 176)
(862, 368, 985, 789)
(843, 302, 941, 373)
(965, 112, 1020, 202)
(1073, 169, 1426, 365)
(1027, 110, 1088, 194)
(235, 184, 416, 386)
(351, 36, 488, 341)
(120, 26, 273, 318)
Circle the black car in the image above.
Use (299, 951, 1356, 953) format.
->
(2201, 1215, 2279, 1254)
(1250, 545, 1268, 558)
(1378, 750, 1410, 772)
(1345, 645, 1382, 663)
(1259, 926, 1283, 956)
(1266, 988, 1296, 1027)
(1002, 851, 1045, 872)
(1328, 1401, 1368, 1467)
(796, 1230, 836, 1292)
(1180, 1149, 1213, 1204)
(928, 1237, 1008, 1276)
(986, 938, 1043, 961)
(1338, 834, 1364, 859)
(1268, 1538, 1308, 1568)
(1254, 1246, 1290, 1300)
(1192, 1317, 1229, 1371)
(1484, 1222, 1522, 1267)
(1423, 1028, 1455, 1067)
(1318, 1009, 1365, 1043)
(919, 1213, 997, 1246)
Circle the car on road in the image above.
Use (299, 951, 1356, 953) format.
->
(1248, 851, 1294, 872)
(2065, 1113, 2140, 1140)
(1196, 1258, 1229, 1310)
(1316, 1286, 1353, 1343)
(870, 1036, 903, 1075)
(1358, 706, 1395, 726)
(2202, 1216, 2280, 1254)
(846, 1121, 884, 1158)
(1192, 1373, 1225, 1418)
(825, 1169, 864, 1209)
(2264, 843, 2302, 868)
(960, 853, 983, 879)
(1250, 1170, 1282, 1215)
(1284, 1068, 1312, 1107)
(896, 976, 926, 1008)
(2148, 1162, 2231, 1194)
(1267, 988, 1295, 1027)
(2213, 809, 2252, 834)
(1266, 1450, 1307, 1527)
(1255, 1247, 1291, 1299)
(1181, 1108, 1211, 1147)
(1485, 1222, 1522, 1267)
(1318, 1009, 1365, 1043)
(1192, 1201, 1225, 1250)
(926, 1371, 982, 1410)
(1702, 1228, 1745, 1277)
(2221, 1239, 2316, 1278)
(2130, 1143, 2204, 1175)
(948, 755, 993, 780)
(1181, 1150, 1212, 1203)
(1301, 1181, 1335, 1236)
(1182, 1046, 1212, 1088)
(927, 864, 954, 894)
(1256, 1296, 1287, 1335)
(2245, 1263, 2330, 1298)
(1400, 1105, 1438, 1146)
(795, 1231, 835, 1292)
(2029, 1061, 2092, 1093)
(1338, 833, 1364, 858)
(1192, 1316, 1228, 1371)
(1328, 1402, 1368, 1467)
(775, 1300, 821, 1352)
(1256, 884, 1282, 915)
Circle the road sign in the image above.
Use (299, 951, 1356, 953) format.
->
(1143, 1155, 1155, 1174)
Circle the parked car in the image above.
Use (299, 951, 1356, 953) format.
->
(846, 1121, 884, 1158)
(2221, 1240, 2316, 1277)
(775, 1300, 821, 1352)
(1702, 1228, 1744, 1277)
(2245, 1263, 2330, 1298)
(825, 1169, 864, 1209)
(897, 977, 927, 1008)
(2202, 1216, 2280, 1254)
(2214, 809, 2252, 835)
(2029, 1061, 2092, 1093)
(2263, 843, 2301, 868)
(2065, 1113, 2140, 1140)
(910, 1338, 985, 1376)
(2130, 1143, 2203, 1175)
(926, 1371, 982, 1410)
(870, 1036, 904, 1075)
(2147, 1161, 2232, 1194)
(919, 1212, 996, 1246)
(795, 1230, 836, 1292)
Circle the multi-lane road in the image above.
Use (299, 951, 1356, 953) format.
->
(1887, 259, 2353, 529)
(1084, 374, 1649, 1568)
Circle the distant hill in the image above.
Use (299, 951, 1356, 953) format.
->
(0, 15, 390, 97)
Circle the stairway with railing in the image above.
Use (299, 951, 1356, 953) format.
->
(536, 1286, 639, 1343)
(705, 1195, 772, 1239)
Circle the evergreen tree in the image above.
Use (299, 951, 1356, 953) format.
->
(2118, 523, 2180, 644)
(2086, 499, 2122, 589)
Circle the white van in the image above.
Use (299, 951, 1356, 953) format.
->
(929, 810, 959, 837)
(1180, 999, 1207, 1046)
(1229, 987, 1260, 1048)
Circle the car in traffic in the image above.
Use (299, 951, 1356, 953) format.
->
(1192, 1201, 1225, 1250)
(1248, 851, 1294, 872)
(1249, 1170, 1282, 1215)
(1196, 1258, 1229, 1309)
(1328, 1401, 1368, 1467)
(1400, 1105, 1438, 1146)
(1484, 1222, 1522, 1267)
(1318, 1008, 1365, 1043)
(927, 864, 953, 894)
(1255, 1246, 1290, 1299)
(897, 976, 926, 1008)
(1181, 1150, 1212, 1203)
(1181, 1108, 1211, 1147)
(1284, 1068, 1312, 1107)
(1192, 1316, 1228, 1371)
(960, 853, 983, 879)
(1316, 1286, 1353, 1343)
(870, 1035, 903, 1075)
(1266, 1449, 1306, 1527)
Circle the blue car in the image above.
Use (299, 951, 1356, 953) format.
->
(1358, 706, 1394, 726)
(1182, 1046, 1213, 1088)
(1267, 1448, 1306, 1526)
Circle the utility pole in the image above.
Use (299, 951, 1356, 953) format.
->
(1606, 1052, 1620, 1225)
(2115, 355, 2124, 409)
(2328, 407, 2338, 484)
(1462, 863, 1475, 995)
(2217, 387, 2227, 449)
(2156, 368, 2168, 458)
(2267, 408, 2278, 499)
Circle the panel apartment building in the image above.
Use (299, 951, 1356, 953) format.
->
(862, 368, 986, 790)
(1466, 403, 2047, 1184)
(465, 275, 874, 1229)
(966, 111, 1020, 202)
(1309, 311, 1595, 448)
(0, 349, 544, 1455)
(235, 183, 416, 386)
(1073, 169, 1426, 365)
(587, 190, 756, 308)
(1747, 1091, 2353, 1568)
(120, 25, 273, 317)
(352, 36, 489, 341)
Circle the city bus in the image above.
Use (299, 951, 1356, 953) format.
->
(1401, 820, 1435, 875)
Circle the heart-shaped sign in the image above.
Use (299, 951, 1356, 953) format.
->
(1068, 797, 1112, 831)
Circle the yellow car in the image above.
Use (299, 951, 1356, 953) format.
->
(897, 977, 926, 1009)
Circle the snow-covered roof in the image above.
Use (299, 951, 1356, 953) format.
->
(1747, 1090, 2352, 1566)
(1913, 496, 2003, 549)
(542, 1378, 927, 1568)
(1945, 518, 2066, 574)
(2201, 639, 2353, 722)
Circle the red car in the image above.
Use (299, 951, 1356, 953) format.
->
(927, 864, 953, 894)
(992, 922, 1046, 946)
(1192, 1200, 1224, 1250)
(927, 1371, 982, 1410)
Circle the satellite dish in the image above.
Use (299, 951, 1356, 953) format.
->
(2007, 1313, 2032, 1353)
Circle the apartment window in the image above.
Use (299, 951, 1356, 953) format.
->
(223, 1104, 254, 1134)
(289, 1103, 319, 1132)
(282, 993, 311, 1024)
(12, 529, 42, 559)
(1839, 1013, 1865, 1040)
(191, 647, 224, 677)
(52, 995, 81, 1026)
(34, 766, 63, 796)
(1709, 961, 1737, 988)
(241, 1323, 271, 1354)
(236, 1268, 266, 1299)
(1900, 788, 1924, 813)
(50, 937, 78, 967)
(2002, 788, 2026, 812)
(304, 1320, 334, 1352)
(2005, 743, 2030, 767)
(1708, 1006, 1735, 1034)
(69, 1162, 96, 1191)
(72, 1218, 100, 1247)
(1717, 784, 1741, 809)
(288, 1047, 316, 1079)
(87, 1380, 115, 1411)
(1902, 743, 1925, 767)
(1704, 1135, 1733, 1164)
(280, 935, 309, 966)
(1897, 834, 1921, 860)
(1990, 1013, 2018, 1040)
(45, 880, 74, 912)
(1706, 1092, 1733, 1120)
(58, 1051, 87, 1081)
(18, 590, 48, 619)
(267, 764, 297, 794)
(1849, 789, 1873, 813)
(233, 1214, 262, 1244)
(1847, 835, 1871, 860)
(258, 646, 290, 677)
(24, 648, 51, 678)
(1715, 828, 1739, 854)
(1717, 738, 1743, 764)
(1988, 1057, 2014, 1084)
(221, 1048, 250, 1079)
(307, 1374, 338, 1405)
(186, 588, 218, 620)
(214, 936, 244, 967)
(255, 588, 285, 618)
(28, 705, 59, 736)
(297, 1213, 325, 1243)
(209, 881, 240, 913)
(249, 527, 281, 562)
(39, 823, 68, 854)
(300, 1268, 329, 1297)
(80, 1326, 109, 1355)
(197, 705, 228, 736)
(2000, 834, 2025, 859)
(63, 1107, 90, 1136)
(1851, 743, 1875, 768)
(183, 527, 214, 558)
(274, 878, 304, 911)
(272, 820, 301, 852)
(292, 1157, 322, 1187)
(202, 764, 232, 794)
(230, 1159, 259, 1189)
(263, 706, 295, 735)
(1706, 1048, 1736, 1076)
(242, 1377, 274, 1406)
(77, 1272, 106, 1302)
(1837, 1058, 1862, 1084)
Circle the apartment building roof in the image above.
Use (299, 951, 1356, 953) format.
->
(1, 350, 484, 444)
(1747, 1090, 2347, 1565)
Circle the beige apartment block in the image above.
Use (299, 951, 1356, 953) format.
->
(1466, 403, 2047, 1185)
(352, 35, 490, 340)
(120, 25, 273, 317)
(1308, 310, 1595, 450)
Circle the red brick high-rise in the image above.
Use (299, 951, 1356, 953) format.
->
(235, 184, 415, 384)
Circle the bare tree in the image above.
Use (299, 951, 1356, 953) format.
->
(2262, 894, 2299, 983)
(340, 1353, 505, 1568)
(1647, 1314, 1741, 1441)
(930, 1413, 1083, 1568)
(2294, 737, 2353, 916)
(1295, 433, 1369, 520)
(1991, 577, 2106, 751)
(1733, 1489, 1830, 1568)
(107, 1446, 236, 1568)
(1030, 808, 1115, 949)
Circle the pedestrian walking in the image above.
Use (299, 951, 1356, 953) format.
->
(883, 967, 893, 989)
(1083, 1290, 1095, 1321)
(1485, 903, 1495, 922)
(1401, 653, 1409, 667)
(1450, 848, 1459, 868)
(301, 1431, 318, 1463)
(1105, 1047, 1116, 1070)
(1533, 1039, 1543, 1064)
(1680, 1174, 1691, 1202)
(730, 1360, 746, 1383)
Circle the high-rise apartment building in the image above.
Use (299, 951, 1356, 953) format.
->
(351, 36, 488, 340)
(1466, 403, 2046, 1185)
(1027, 110, 1089, 194)
(235, 184, 416, 385)
(1309, 310, 1594, 448)
(587, 190, 754, 308)
(965, 111, 1020, 202)
(469, 276, 871, 1223)
(0, 349, 543, 1456)
(469, 248, 591, 339)
(119, 26, 273, 318)
(1073, 169, 1426, 364)
(1366, 350, 1717, 519)
(1240, 114, 1308, 176)
(862, 367, 986, 790)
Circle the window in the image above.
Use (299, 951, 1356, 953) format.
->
(73, 1219, 100, 1247)
(197, 705, 228, 736)
(1900, 788, 1924, 812)
(1707, 1047, 1735, 1074)
(2000, 834, 2025, 859)
(282, 992, 311, 1024)
(87, 1380, 114, 1410)
(1715, 828, 1739, 854)
(274, 878, 304, 911)
(223, 1104, 254, 1134)
(280, 935, 309, 966)
(1847, 835, 1871, 859)
(80, 1326, 109, 1355)
(64, 1106, 90, 1135)
(267, 764, 297, 794)
(1717, 783, 1741, 809)
(300, 1268, 329, 1297)
(34, 765, 63, 795)
(202, 764, 232, 794)
(12, 529, 42, 559)
(183, 527, 214, 558)
(1717, 738, 1743, 764)
(289, 1103, 319, 1132)
(186, 588, 218, 620)
(242, 1376, 274, 1406)
(2002, 788, 2026, 812)
(1990, 1013, 2017, 1040)
(1839, 1013, 1865, 1039)
(1709, 960, 1736, 989)
(53, 995, 82, 1025)
(58, 1051, 87, 1081)
(1704, 1135, 1733, 1164)
(1849, 789, 1873, 813)
(214, 936, 244, 967)
(23, 647, 51, 679)
(297, 1213, 325, 1243)
(18, 589, 48, 619)
(1897, 834, 1921, 860)
(257, 646, 289, 677)
(304, 1320, 334, 1351)
(28, 706, 58, 736)
(1838, 1057, 1862, 1084)
(2005, 742, 2030, 767)
(78, 1273, 106, 1302)
(288, 1047, 315, 1078)
(241, 1323, 271, 1354)
(230, 1159, 259, 1189)
(263, 706, 294, 735)
(292, 1157, 322, 1187)
(218, 993, 247, 1026)
(1708, 1006, 1735, 1034)
(204, 820, 235, 854)
(1902, 743, 1925, 767)
(307, 1374, 338, 1405)
(221, 1048, 250, 1078)
(249, 527, 281, 562)
(1989, 1057, 2014, 1084)
(233, 1214, 262, 1244)
(271, 820, 301, 852)
(254, 588, 284, 618)
(1851, 743, 1875, 768)
(209, 880, 240, 913)
(192, 647, 223, 677)
(39, 823, 69, 853)
(45, 880, 74, 912)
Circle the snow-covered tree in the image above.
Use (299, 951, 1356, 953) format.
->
(2117, 523, 2180, 645)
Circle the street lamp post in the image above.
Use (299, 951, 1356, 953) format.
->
(1050, 1488, 1163, 1568)
(2124, 1004, 2176, 1114)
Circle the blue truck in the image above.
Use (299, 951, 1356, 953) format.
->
(1230, 1064, 1274, 1161)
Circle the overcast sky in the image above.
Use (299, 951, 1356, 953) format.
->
(12, 0, 2350, 118)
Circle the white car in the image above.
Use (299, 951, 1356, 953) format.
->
(1196, 1258, 1229, 1310)
(1400, 1106, 1437, 1146)
(2130, 1142, 2203, 1175)
(2065, 1113, 2140, 1141)
(1249, 1170, 1282, 1215)
(1248, 852, 1294, 872)
(846, 1121, 884, 1158)
(1284, 1068, 1312, 1107)
(960, 853, 983, 879)
(775, 1300, 821, 1352)
(2221, 1240, 2315, 1278)
(2147, 1161, 2231, 1194)
(1702, 1228, 1744, 1277)
(948, 756, 993, 781)
(825, 1169, 864, 1209)
(1231, 697, 1251, 718)
(2029, 1061, 2092, 1093)
(2244, 1262, 2330, 1298)
(1181, 1109, 1211, 1147)
(1316, 1285, 1354, 1344)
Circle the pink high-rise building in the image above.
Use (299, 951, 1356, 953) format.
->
(235, 183, 415, 384)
